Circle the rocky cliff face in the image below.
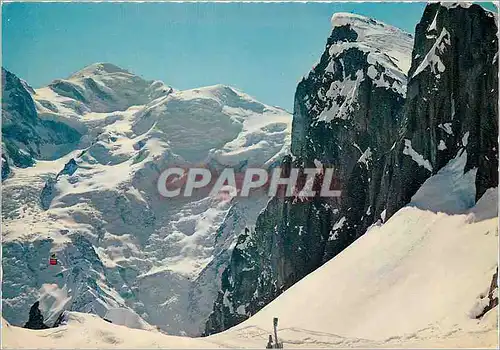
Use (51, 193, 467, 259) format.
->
(205, 12, 413, 335)
(23, 301, 49, 330)
(1, 68, 82, 180)
(205, 4, 498, 335)
(387, 3, 498, 216)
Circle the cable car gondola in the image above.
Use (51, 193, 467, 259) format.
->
(49, 253, 57, 266)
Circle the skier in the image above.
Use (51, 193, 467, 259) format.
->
(266, 335, 274, 349)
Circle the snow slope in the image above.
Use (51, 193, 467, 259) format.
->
(2, 64, 291, 336)
(103, 308, 156, 331)
(3, 150, 498, 348)
(213, 150, 498, 347)
(1, 313, 221, 349)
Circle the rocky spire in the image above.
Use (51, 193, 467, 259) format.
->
(23, 301, 49, 330)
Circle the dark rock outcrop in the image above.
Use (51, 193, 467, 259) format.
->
(40, 158, 79, 210)
(23, 301, 49, 330)
(52, 311, 69, 327)
(2, 151, 11, 180)
(1, 68, 82, 180)
(387, 3, 498, 216)
(475, 267, 498, 319)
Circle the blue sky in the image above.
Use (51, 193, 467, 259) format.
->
(2, 2, 495, 111)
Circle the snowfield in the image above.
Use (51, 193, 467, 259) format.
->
(3, 151, 498, 348)
(1, 313, 221, 349)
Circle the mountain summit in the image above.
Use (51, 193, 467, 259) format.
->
(32, 63, 174, 115)
(329, 12, 413, 74)
(68, 62, 132, 79)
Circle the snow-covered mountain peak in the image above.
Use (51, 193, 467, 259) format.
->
(439, 2, 474, 9)
(175, 84, 243, 100)
(329, 12, 413, 74)
(171, 84, 273, 115)
(296, 13, 412, 123)
(330, 12, 412, 41)
(68, 62, 132, 79)
(331, 12, 381, 28)
(2, 65, 292, 335)
(35, 62, 172, 115)
(132, 82, 291, 164)
(198, 84, 239, 94)
(331, 12, 403, 31)
(165, 84, 288, 120)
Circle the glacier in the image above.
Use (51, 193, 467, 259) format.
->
(2, 63, 292, 336)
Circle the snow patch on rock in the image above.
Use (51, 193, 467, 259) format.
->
(403, 139, 433, 172)
(412, 28, 451, 77)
